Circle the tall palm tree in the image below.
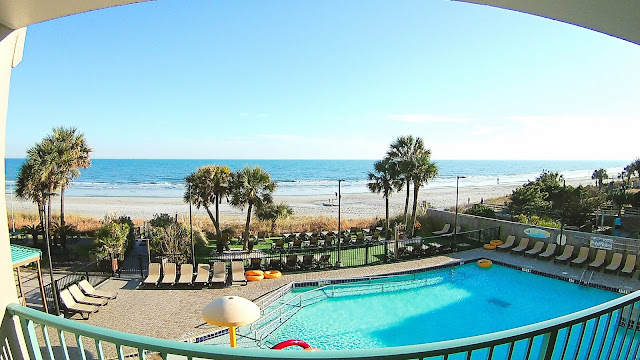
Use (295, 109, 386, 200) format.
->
(409, 153, 438, 237)
(624, 158, 640, 183)
(367, 159, 402, 240)
(45, 127, 92, 246)
(184, 165, 231, 240)
(592, 168, 608, 190)
(386, 135, 423, 229)
(229, 166, 277, 250)
(15, 161, 47, 241)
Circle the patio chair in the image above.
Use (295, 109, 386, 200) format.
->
(292, 238, 303, 248)
(587, 249, 607, 270)
(350, 227, 359, 234)
(355, 233, 365, 244)
(269, 258, 282, 270)
(301, 255, 314, 269)
(537, 243, 557, 260)
(524, 241, 544, 257)
(272, 238, 285, 250)
(78, 279, 117, 299)
(193, 264, 210, 286)
(59, 289, 99, 319)
(211, 262, 228, 286)
(372, 231, 380, 241)
(324, 236, 335, 247)
(309, 236, 319, 247)
(442, 226, 461, 237)
(570, 247, 590, 267)
(250, 257, 263, 270)
(143, 263, 161, 286)
(621, 255, 637, 277)
(510, 238, 530, 254)
(496, 236, 516, 251)
(231, 261, 247, 285)
(432, 224, 451, 235)
(177, 264, 194, 285)
(68, 284, 107, 306)
(285, 255, 300, 270)
(604, 253, 623, 273)
(161, 263, 177, 285)
(554, 245, 575, 263)
(318, 254, 331, 268)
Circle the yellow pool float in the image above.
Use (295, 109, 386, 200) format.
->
(245, 270, 264, 281)
(483, 244, 496, 250)
(477, 259, 493, 268)
(490, 240, 503, 246)
(264, 270, 282, 279)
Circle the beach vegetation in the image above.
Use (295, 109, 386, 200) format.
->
(592, 168, 608, 190)
(408, 152, 438, 237)
(149, 213, 177, 228)
(607, 187, 631, 217)
(517, 215, 561, 228)
(256, 203, 293, 233)
(368, 159, 403, 240)
(624, 158, 640, 184)
(465, 204, 496, 218)
(229, 166, 277, 250)
(184, 165, 231, 241)
(95, 222, 129, 260)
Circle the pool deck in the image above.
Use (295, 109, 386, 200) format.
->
(84, 248, 640, 342)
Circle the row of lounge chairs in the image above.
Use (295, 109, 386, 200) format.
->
(143, 263, 227, 287)
(432, 224, 461, 236)
(271, 233, 381, 250)
(59, 280, 117, 319)
(496, 235, 637, 275)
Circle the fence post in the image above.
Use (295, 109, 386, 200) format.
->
(384, 240, 389, 264)
(52, 279, 61, 316)
(365, 243, 369, 265)
(85, 268, 90, 284)
(138, 254, 144, 278)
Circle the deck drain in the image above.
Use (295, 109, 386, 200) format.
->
(487, 298, 511, 308)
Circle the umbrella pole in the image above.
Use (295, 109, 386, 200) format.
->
(229, 326, 237, 347)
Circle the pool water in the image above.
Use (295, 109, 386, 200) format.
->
(257, 264, 621, 350)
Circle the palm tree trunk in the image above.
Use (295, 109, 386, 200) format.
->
(204, 205, 219, 233)
(215, 195, 221, 238)
(47, 195, 53, 246)
(385, 196, 390, 240)
(410, 183, 420, 238)
(243, 202, 253, 250)
(403, 179, 410, 230)
(60, 187, 66, 248)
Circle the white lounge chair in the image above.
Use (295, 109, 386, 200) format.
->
(432, 224, 451, 235)
(588, 250, 607, 270)
(78, 279, 117, 299)
(143, 263, 161, 286)
(524, 241, 544, 257)
(510, 238, 530, 254)
(621, 255, 637, 277)
(231, 261, 247, 285)
(59, 289, 99, 319)
(193, 264, 210, 286)
(177, 264, 194, 285)
(538, 243, 557, 260)
(68, 284, 107, 306)
(497, 235, 516, 251)
(555, 245, 575, 263)
(161, 263, 177, 285)
(211, 262, 227, 286)
(605, 253, 623, 273)
(570, 247, 590, 267)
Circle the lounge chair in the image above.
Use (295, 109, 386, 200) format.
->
(143, 263, 161, 286)
(301, 255, 314, 269)
(59, 289, 99, 319)
(355, 233, 365, 244)
(178, 264, 194, 285)
(272, 238, 285, 250)
(570, 247, 590, 267)
(161, 263, 177, 285)
(510, 238, 530, 254)
(269, 258, 282, 270)
(211, 262, 227, 286)
(442, 226, 462, 237)
(309, 236, 319, 247)
(193, 264, 210, 285)
(68, 284, 107, 306)
(524, 241, 544, 257)
(285, 255, 300, 270)
(292, 238, 303, 248)
(250, 257, 263, 270)
(554, 245, 575, 263)
(587, 250, 607, 270)
(324, 236, 335, 247)
(538, 243, 557, 260)
(432, 224, 451, 235)
(78, 279, 117, 299)
(605, 253, 623, 273)
(496, 236, 516, 251)
(231, 261, 247, 285)
(621, 255, 637, 277)
(318, 254, 331, 268)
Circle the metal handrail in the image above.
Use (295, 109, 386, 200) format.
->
(8, 287, 640, 359)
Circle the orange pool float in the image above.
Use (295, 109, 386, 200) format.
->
(264, 270, 282, 279)
(245, 270, 264, 281)
(477, 259, 493, 268)
(483, 244, 496, 250)
(490, 240, 504, 246)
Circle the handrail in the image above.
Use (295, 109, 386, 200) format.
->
(8, 288, 640, 359)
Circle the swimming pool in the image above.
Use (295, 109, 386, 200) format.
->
(230, 263, 623, 351)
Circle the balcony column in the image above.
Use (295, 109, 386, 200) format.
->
(0, 26, 29, 360)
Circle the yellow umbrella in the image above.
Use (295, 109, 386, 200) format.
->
(202, 296, 260, 348)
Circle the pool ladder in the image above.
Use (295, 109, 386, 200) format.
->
(578, 270, 595, 286)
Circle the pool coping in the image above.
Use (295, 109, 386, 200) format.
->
(189, 255, 631, 345)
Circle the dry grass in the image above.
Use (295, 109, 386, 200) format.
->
(10, 212, 103, 232)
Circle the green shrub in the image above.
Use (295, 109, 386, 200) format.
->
(464, 204, 496, 218)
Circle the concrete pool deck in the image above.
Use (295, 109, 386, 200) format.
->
(84, 248, 640, 342)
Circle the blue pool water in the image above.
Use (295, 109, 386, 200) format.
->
(255, 264, 621, 351)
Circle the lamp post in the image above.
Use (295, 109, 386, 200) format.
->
(43, 192, 60, 315)
(454, 176, 466, 248)
(188, 183, 195, 267)
(336, 179, 345, 267)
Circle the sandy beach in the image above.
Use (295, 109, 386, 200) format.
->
(6, 178, 594, 220)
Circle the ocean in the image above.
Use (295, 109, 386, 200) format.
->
(4, 159, 627, 198)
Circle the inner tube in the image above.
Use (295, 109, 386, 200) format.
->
(272, 339, 313, 350)
(245, 270, 264, 277)
(264, 270, 282, 279)
(490, 240, 504, 246)
(477, 259, 493, 268)
(246, 274, 264, 281)
(483, 244, 496, 250)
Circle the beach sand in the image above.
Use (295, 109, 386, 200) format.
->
(6, 178, 594, 221)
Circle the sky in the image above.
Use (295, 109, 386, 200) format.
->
(5, 0, 640, 161)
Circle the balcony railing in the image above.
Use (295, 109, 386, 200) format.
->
(6, 286, 640, 360)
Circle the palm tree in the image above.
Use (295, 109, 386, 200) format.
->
(592, 168, 608, 190)
(15, 161, 47, 241)
(386, 135, 422, 228)
(184, 165, 231, 240)
(229, 166, 277, 250)
(624, 158, 640, 183)
(45, 127, 92, 246)
(367, 159, 402, 240)
(409, 153, 438, 237)
(256, 203, 293, 233)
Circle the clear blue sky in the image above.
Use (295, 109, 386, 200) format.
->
(6, 0, 640, 160)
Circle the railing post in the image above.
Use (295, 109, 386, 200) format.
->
(85, 268, 89, 284)
(384, 240, 389, 264)
(138, 254, 144, 277)
(365, 243, 370, 265)
(537, 330, 558, 360)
